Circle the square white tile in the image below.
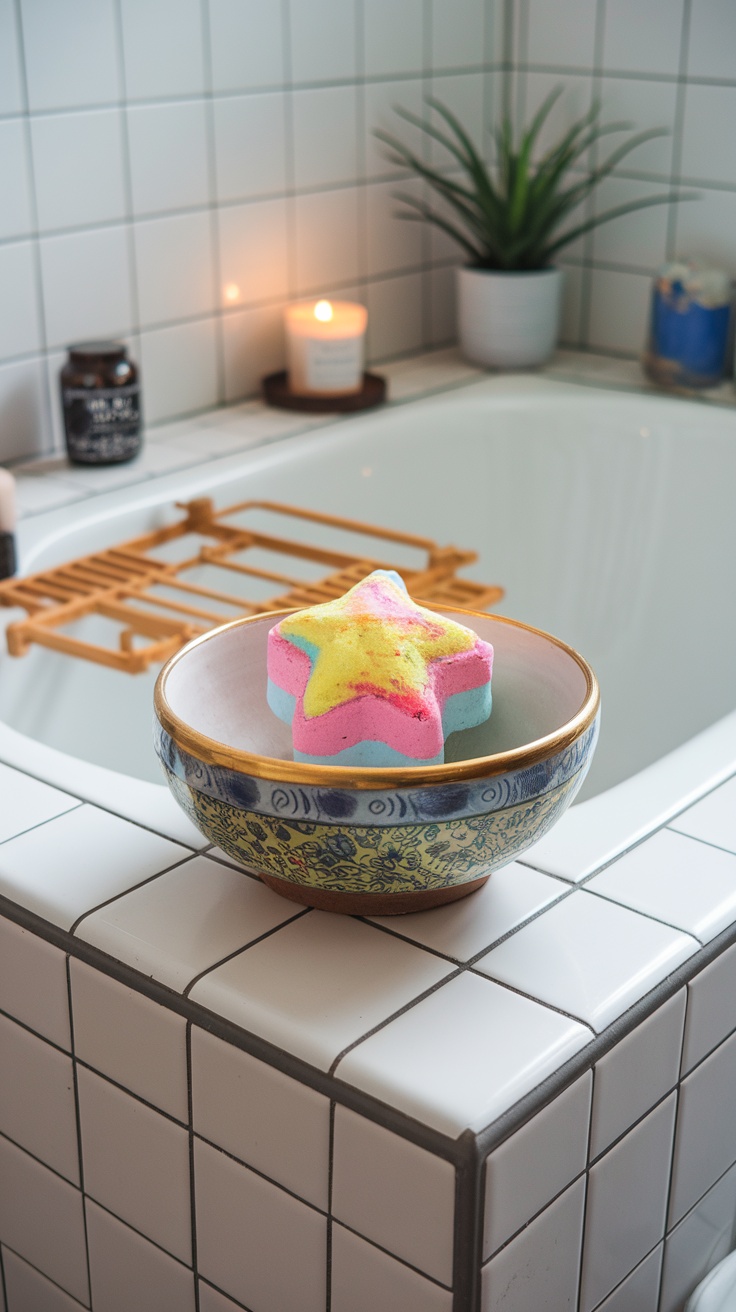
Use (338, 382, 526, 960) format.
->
(481, 1178, 586, 1312)
(671, 777, 736, 856)
(39, 226, 133, 350)
(476, 890, 697, 1033)
(0, 805, 186, 931)
(76, 854, 301, 991)
(31, 109, 126, 232)
(221, 302, 285, 402)
(526, 0, 597, 67)
(484, 1072, 592, 1259)
(0, 356, 51, 462)
(0, 762, 80, 845)
(587, 268, 653, 356)
(365, 178, 424, 278)
(119, 0, 205, 99)
(139, 318, 219, 423)
(289, 0, 357, 83)
(0, 241, 40, 359)
(337, 971, 591, 1136)
(595, 77, 678, 179)
(364, 0, 424, 76)
(363, 77, 425, 181)
(331, 1223, 453, 1312)
(580, 1093, 676, 1311)
(194, 1137, 326, 1312)
(20, 0, 120, 110)
(602, 0, 684, 76)
(70, 957, 188, 1121)
(590, 830, 736, 946)
(368, 863, 566, 964)
(190, 912, 453, 1072)
(669, 1029, 736, 1226)
(590, 989, 685, 1159)
(191, 1025, 330, 1209)
(682, 941, 736, 1075)
(217, 198, 290, 307)
(292, 86, 358, 190)
(0, 0, 23, 115)
(208, 0, 284, 91)
(431, 0, 485, 68)
(0, 1011, 79, 1182)
(593, 1244, 663, 1312)
(213, 93, 286, 202)
(681, 84, 736, 186)
(0, 120, 33, 240)
(77, 1064, 192, 1262)
(0, 1135, 88, 1303)
(127, 101, 210, 216)
(0, 915, 70, 1048)
(687, 0, 736, 80)
(1, 1246, 88, 1312)
(366, 272, 424, 362)
(660, 1163, 736, 1312)
(674, 185, 736, 276)
(294, 187, 361, 294)
(134, 211, 216, 327)
(86, 1198, 196, 1312)
(591, 177, 670, 271)
(332, 1105, 455, 1285)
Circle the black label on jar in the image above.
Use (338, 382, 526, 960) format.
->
(62, 384, 141, 464)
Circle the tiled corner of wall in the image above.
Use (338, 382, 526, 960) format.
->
(0, 0, 500, 461)
(510, 0, 736, 361)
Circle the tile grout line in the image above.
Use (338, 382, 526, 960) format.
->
(11, 0, 55, 458)
(68, 851, 200, 938)
(575, 1059, 598, 1312)
(0, 1240, 90, 1310)
(185, 1021, 201, 1312)
(65, 955, 93, 1308)
(111, 0, 142, 389)
(281, 0, 298, 304)
(665, 0, 693, 262)
(200, 0, 226, 408)
(181, 906, 311, 998)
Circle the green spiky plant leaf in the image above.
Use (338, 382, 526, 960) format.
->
(374, 93, 695, 271)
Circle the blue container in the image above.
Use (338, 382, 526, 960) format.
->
(644, 262, 732, 389)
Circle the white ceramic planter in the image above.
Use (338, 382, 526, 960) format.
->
(457, 265, 564, 369)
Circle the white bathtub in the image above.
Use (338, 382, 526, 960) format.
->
(2, 374, 735, 879)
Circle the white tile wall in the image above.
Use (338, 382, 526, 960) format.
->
(85, 1199, 196, 1312)
(0, 0, 496, 460)
(331, 1224, 453, 1312)
(70, 957, 188, 1121)
(0, 915, 70, 1049)
(0, 1012, 79, 1183)
(1, 1246, 88, 1312)
(669, 1029, 736, 1226)
(332, 1105, 455, 1285)
(190, 1025, 331, 1209)
(660, 1162, 736, 1312)
(77, 1065, 192, 1262)
(194, 1137, 326, 1312)
(681, 941, 736, 1074)
(580, 1093, 677, 1311)
(0, 1135, 88, 1303)
(483, 1072, 592, 1259)
(593, 1245, 663, 1312)
(481, 1177, 586, 1312)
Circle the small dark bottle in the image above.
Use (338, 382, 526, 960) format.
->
(61, 341, 142, 466)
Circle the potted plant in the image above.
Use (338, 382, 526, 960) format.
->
(375, 92, 689, 368)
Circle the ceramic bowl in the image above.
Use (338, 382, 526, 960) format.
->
(153, 608, 599, 915)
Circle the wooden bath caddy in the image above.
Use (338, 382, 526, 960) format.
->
(0, 498, 504, 674)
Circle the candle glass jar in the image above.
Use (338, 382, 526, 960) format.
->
(285, 301, 367, 397)
(60, 341, 142, 466)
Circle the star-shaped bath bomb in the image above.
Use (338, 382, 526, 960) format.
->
(266, 569, 493, 766)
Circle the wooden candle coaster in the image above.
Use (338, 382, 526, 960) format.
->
(262, 370, 387, 413)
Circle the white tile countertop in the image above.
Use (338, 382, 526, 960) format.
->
(1, 345, 736, 1145)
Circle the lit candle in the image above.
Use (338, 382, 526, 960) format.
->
(285, 300, 367, 397)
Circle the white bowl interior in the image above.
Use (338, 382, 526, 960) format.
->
(162, 612, 591, 765)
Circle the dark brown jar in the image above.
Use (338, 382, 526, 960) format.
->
(60, 341, 142, 466)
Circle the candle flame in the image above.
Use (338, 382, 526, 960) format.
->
(314, 300, 333, 322)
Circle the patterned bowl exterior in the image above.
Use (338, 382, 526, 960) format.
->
(154, 715, 599, 897)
